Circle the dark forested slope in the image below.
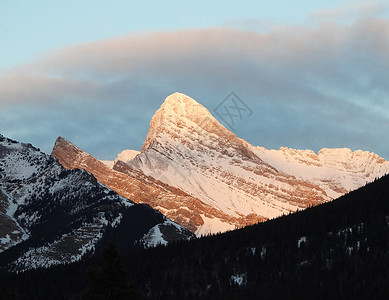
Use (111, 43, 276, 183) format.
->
(1, 174, 389, 299)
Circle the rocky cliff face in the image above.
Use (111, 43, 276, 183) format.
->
(52, 92, 389, 235)
(0, 134, 193, 271)
(52, 137, 249, 235)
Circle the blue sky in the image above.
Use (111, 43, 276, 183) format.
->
(1, 1, 389, 160)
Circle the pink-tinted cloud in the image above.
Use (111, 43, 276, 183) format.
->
(3, 19, 388, 115)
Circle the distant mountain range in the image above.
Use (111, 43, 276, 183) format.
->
(52, 92, 389, 235)
(0, 134, 193, 271)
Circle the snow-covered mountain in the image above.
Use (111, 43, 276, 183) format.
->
(0, 134, 193, 271)
(52, 92, 389, 236)
(124, 93, 330, 231)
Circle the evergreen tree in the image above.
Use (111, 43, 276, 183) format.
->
(83, 242, 138, 300)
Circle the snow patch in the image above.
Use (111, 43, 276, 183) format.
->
(100, 160, 114, 168)
(231, 273, 247, 286)
(0, 234, 11, 245)
(114, 150, 140, 165)
(139, 224, 168, 248)
(260, 246, 266, 258)
(196, 215, 235, 236)
(297, 236, 307, 248)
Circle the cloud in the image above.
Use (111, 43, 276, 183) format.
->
(310, 1, 389, 23)
(1, 17, 389, 159)
(0, 72, 100, 105)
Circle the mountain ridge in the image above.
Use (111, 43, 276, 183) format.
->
(255, 145, 389, 198)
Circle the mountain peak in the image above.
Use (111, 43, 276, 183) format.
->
(54, 136, 73, 149)
(52, 136, 88, 170)
(155, 92, 216, 128)
(160, 92, 210, 116)
(162, 92, 196, 105)
(141, 92, 237, 152)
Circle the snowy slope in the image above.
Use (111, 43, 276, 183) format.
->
(254, 147, 389, 199)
